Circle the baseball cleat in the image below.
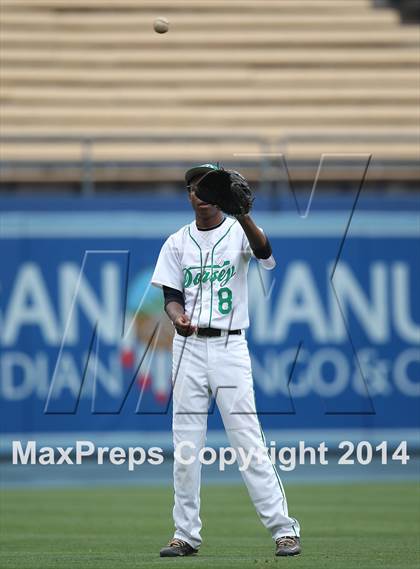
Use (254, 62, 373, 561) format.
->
(159, 538, 198, 557)
(275, 536, 301, 556)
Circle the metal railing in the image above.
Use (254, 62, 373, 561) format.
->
(1, 132, 418, 195)
(0, 133, 271, 195)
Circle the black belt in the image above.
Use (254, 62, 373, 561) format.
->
(196, 327, 242, 337)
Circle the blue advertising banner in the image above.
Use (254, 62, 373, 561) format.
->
(0, 200, 419, 448)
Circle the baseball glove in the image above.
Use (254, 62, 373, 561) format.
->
(195, 169, 254, 216)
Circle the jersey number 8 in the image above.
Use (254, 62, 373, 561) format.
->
(218, 287, 233, 314)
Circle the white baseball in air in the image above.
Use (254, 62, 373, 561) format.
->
(154, 17, 169, 34)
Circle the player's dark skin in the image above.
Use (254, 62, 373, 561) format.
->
(165, 174, 269, 337)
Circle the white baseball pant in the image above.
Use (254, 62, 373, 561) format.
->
(171, 332, 300, 549)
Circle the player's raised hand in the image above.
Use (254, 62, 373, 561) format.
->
(174, 314, 196, 337)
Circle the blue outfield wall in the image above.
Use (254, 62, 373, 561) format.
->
(0, 193, 419, 451)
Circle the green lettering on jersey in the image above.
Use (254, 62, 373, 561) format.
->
(183, 260, 236, 289)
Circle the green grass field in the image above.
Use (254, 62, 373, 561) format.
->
(1, 483, 419, 569)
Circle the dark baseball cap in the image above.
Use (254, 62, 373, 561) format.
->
(185, 163, 221, 184)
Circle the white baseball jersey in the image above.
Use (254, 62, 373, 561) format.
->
(151, 217, 275, 329)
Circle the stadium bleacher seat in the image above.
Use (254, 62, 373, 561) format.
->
(0, 0, 419, 188)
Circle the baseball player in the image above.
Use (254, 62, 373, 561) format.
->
(151, 164, 301, 558)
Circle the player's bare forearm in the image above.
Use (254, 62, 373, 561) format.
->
(165, 301, 196, 337)
(165, 300, 184, 324)
(236, 213, 267, 251)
